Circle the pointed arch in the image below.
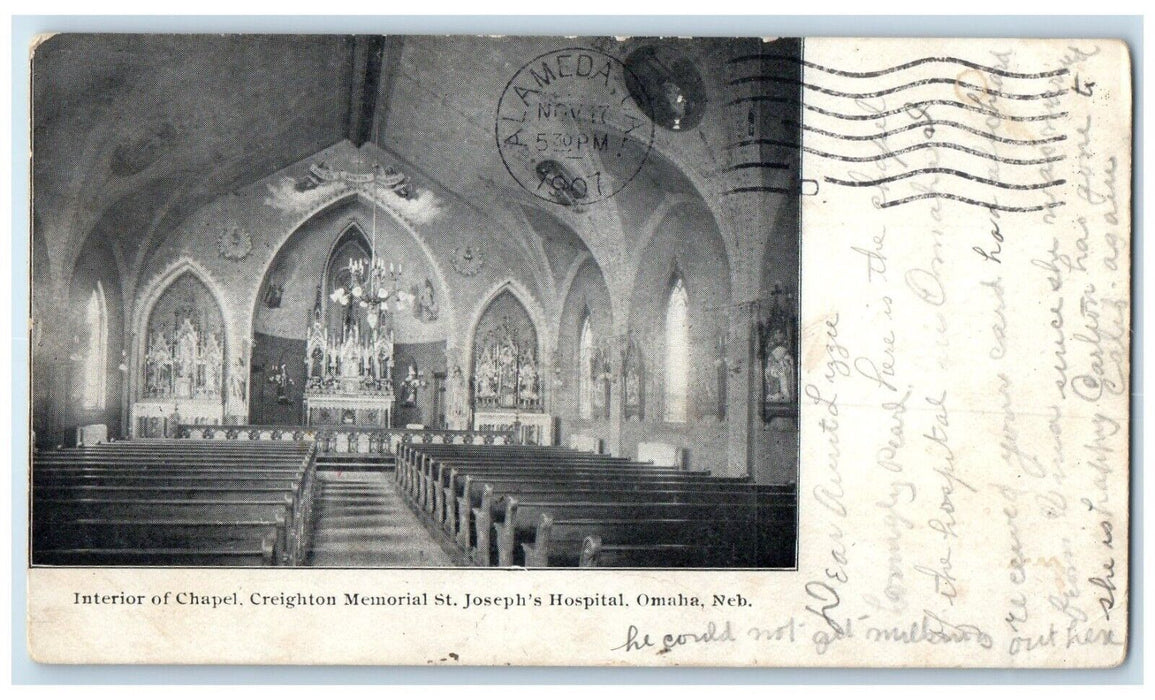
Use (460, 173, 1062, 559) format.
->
(131, 258, 233, 403)
(462, 278, 550, 376)
(253, 186, 460, 351)
(466, 279, 548, 414)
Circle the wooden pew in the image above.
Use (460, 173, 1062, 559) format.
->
(422, 461, 694, 525)
(521, 494, 798, 568)
(490, 496, 775, 567)
(32, 440, 317, 566)
(397, 444, 797, 569)
(33, 520, 284, 566)
(458, 474, 750, 560)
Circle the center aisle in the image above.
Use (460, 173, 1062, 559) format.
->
(305, 470, 454, 567)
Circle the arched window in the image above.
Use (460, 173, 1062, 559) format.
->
(664, 278, 689, 423)
(578, 314, 593, 419)
(81, 282, 108, 410)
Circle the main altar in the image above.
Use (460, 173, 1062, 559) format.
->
(302, 270, 398, 428)
(303, 315, 395, 428)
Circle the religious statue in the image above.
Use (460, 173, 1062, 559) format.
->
(764, 328, 795, 403)
(498, 343, 518, 408)
(447, 365, 469, 430)
(758, 285, 798, 420)
(518, 355, 539, 406)
(590, 342, 612, 418)
(203, 331, 223, 398)
(401, 363, 423, 407)
(622, 336, 644, 420)
(662, 80, 688, 130)
(372, 330, 394, 384)
(229, 357, 247, 403)
(173, 318, 199, 399)
(412, 278, 439, 322)
(263, 281, 283, 308)
(268, 362, 293, 405)
(475, 347, 498, 400)
(226, 356, 248, 422)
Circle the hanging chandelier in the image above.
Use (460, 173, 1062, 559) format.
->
(329, 155, 415, 318)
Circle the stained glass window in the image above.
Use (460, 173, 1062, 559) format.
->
(81, 283, 107, 410)
(579, 314, 593, 420)
(664, 278, 689, 423)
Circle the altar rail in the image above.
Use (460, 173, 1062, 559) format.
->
(177, 425, 519, 454)
(473, 411, 554, 446)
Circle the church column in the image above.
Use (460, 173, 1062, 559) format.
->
(725, 299, 757, 479)
(606, 322, 628, 458)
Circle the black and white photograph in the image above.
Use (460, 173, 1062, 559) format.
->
(21, 24, 1135, 669)
(30, 34, 802, 570)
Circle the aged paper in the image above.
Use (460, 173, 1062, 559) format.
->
(26, 35, 1131, 667)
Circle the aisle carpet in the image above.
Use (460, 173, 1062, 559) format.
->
(306, 471, 454, 567)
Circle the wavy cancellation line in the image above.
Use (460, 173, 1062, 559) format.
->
(725, 138, 1065, 166)
(729, 74, 1069, 101)
(728, 95, 1067, 123)
(788, 119, 1068, 146)
(877, 191, 1066, 212)
(727, 54, 1069, 80)
(824, 167, 1065, 191)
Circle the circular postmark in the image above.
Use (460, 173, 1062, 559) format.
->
(495, 47, 655, 206)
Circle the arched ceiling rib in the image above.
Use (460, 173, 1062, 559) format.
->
(34, 35, 745, 301)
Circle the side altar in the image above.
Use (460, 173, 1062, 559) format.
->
(133, 310, 227, 437)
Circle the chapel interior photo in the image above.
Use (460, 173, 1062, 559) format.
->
(30, 34, 801, 569)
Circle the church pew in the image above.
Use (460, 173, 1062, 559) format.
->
(398, 444, 796, 570)
(34, 541, 277, 567)
(397, 453, 615, 511)
(396, 447, 637, 501)
(397, 443, 725, 541)
(489, 498, 781, 567)
(579, 539, 744, 568)
(34, 518, 287, 565)
(521, 504, 798, 568)
(420, 461, 699, 524)
(420, 460, 694, 521)
(35, 455, 310, 467)
(32, 441, 317, 566)
(396, 444, 634, 483)
(520, 515, 761, 567)
(34, 466, 305, 478)
(34, 485, 303, 500)
(399, 446, 668, 503)
(454, 473, 753, 552)
(35, 497, 295, 520)
(397, 450, 794, 570)
(34, 498, 296, 560)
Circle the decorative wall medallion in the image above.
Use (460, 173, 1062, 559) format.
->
(451, 243, 485, 277)
(218, 226, 252, 260)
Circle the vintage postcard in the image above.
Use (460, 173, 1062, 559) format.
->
(25, 34, 1131, 667)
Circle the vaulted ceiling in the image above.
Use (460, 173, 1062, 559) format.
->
(33, 34, 401, 285)
(32, 34, 735, 297)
